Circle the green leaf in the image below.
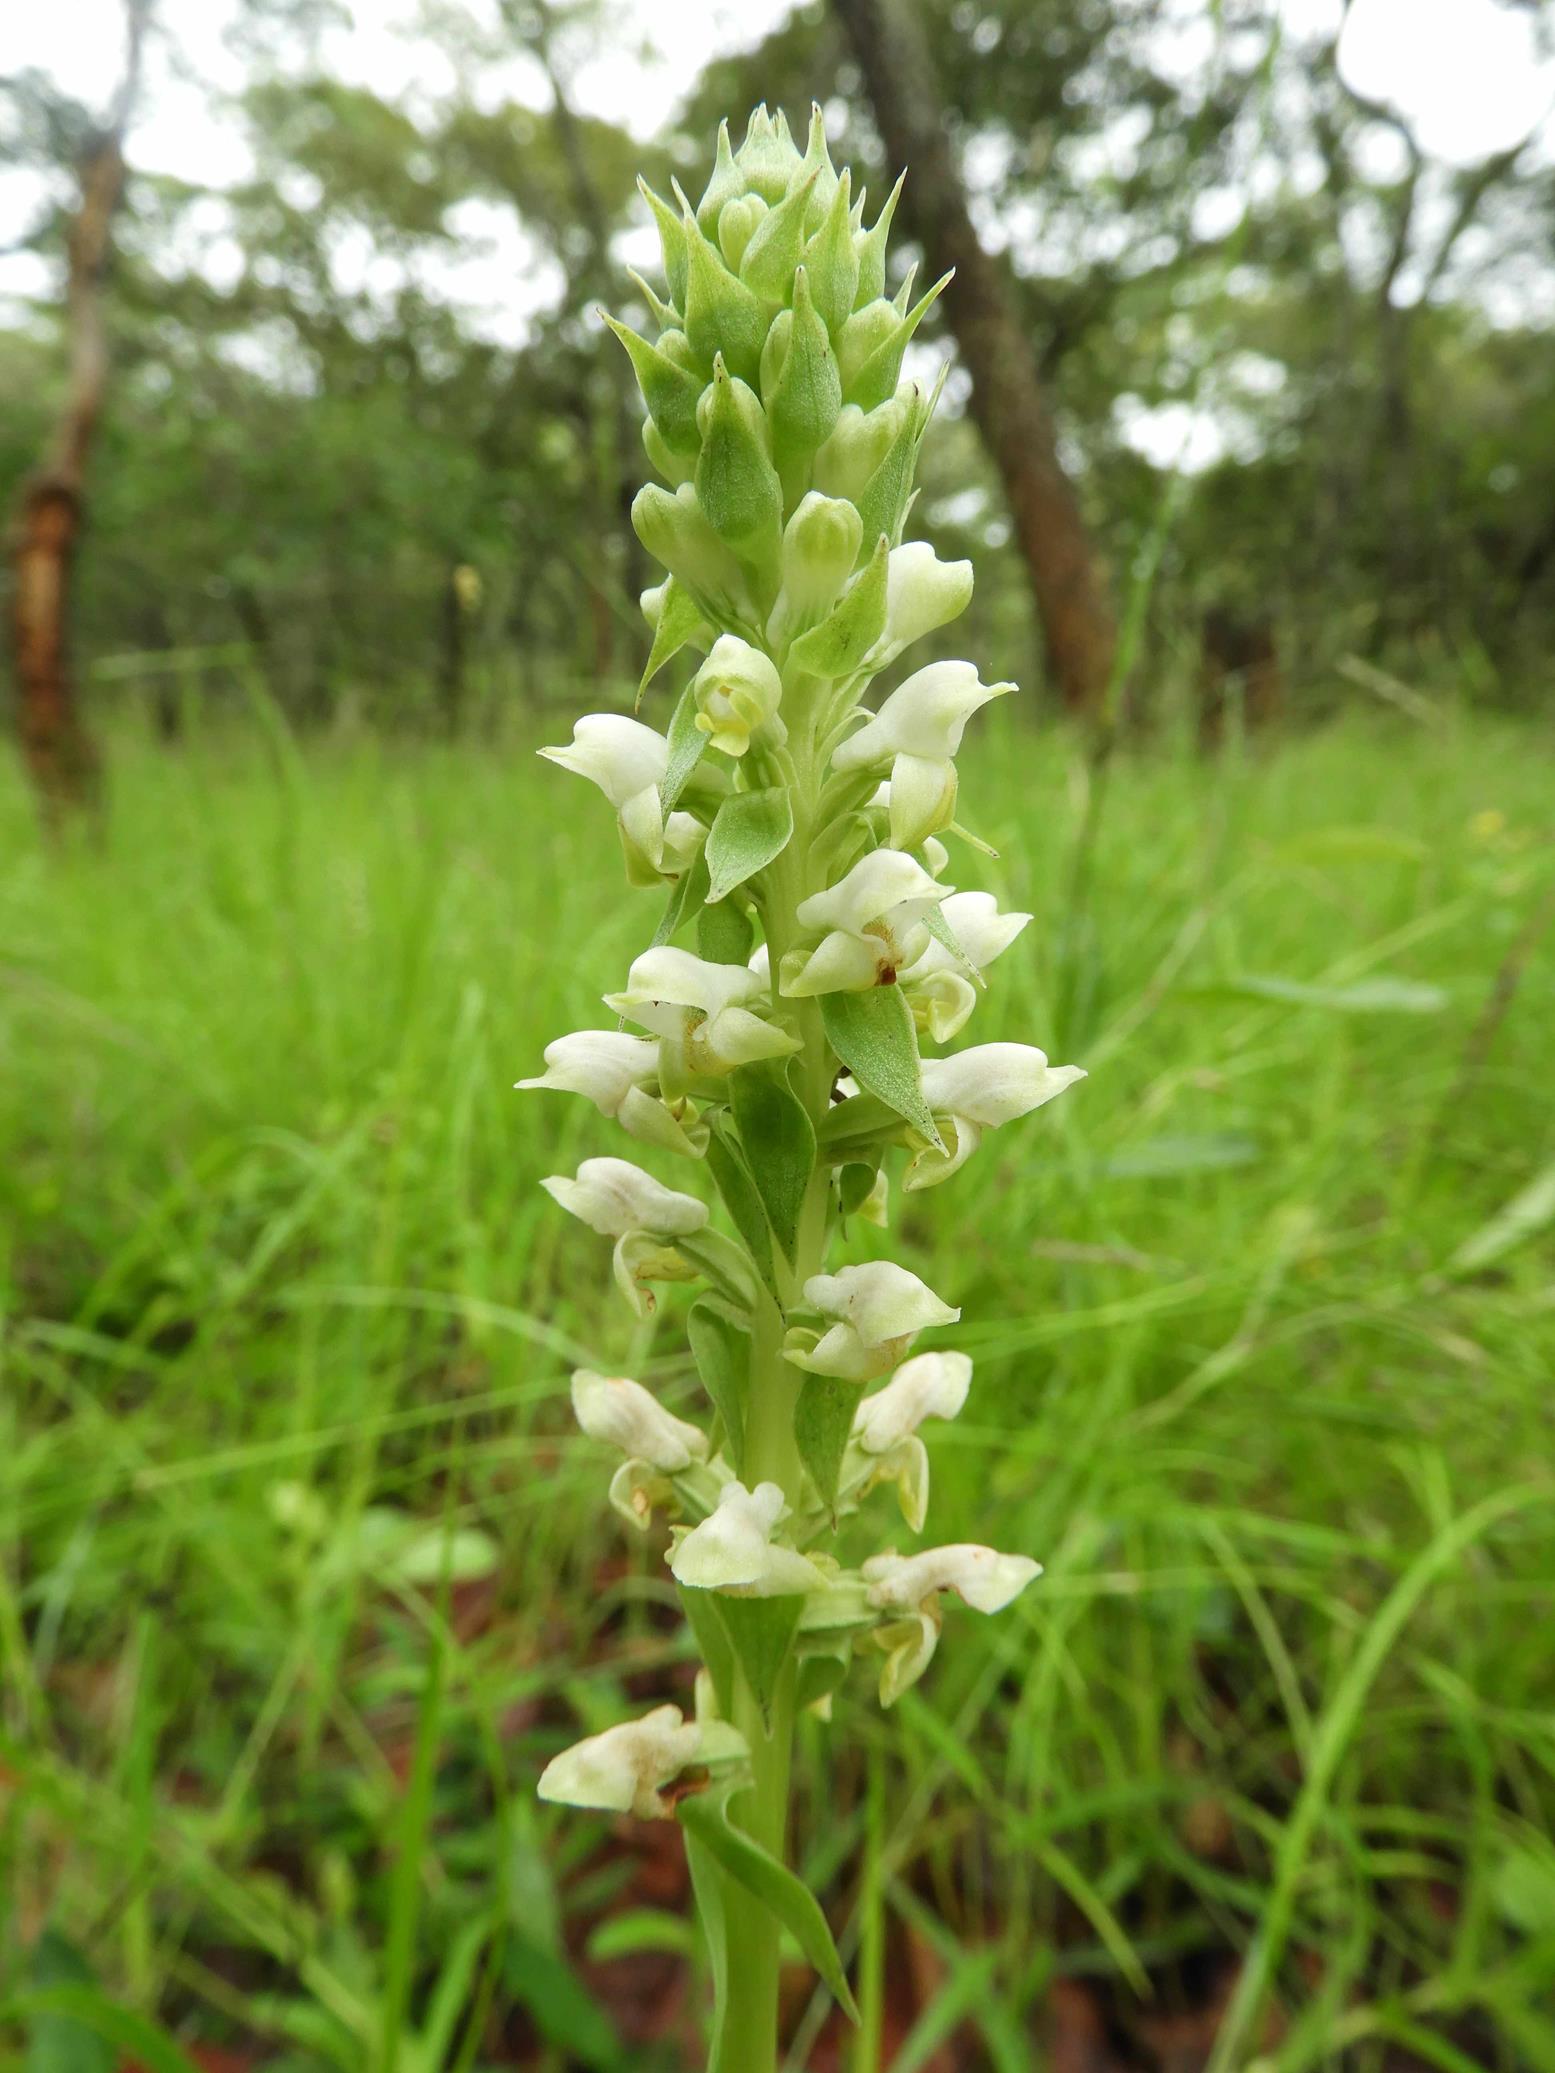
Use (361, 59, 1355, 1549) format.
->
(819, 1091, 899, 1153)
(796, 1640, 853, 1713)
(661, 683, 709, 817)
(1448, 1161, 1555, 1277)
(730, 1063, 815, 1262)
(21, 1982, 198, 2073)
(796, 1373, 863, 1514)
(1206, 973, 1448, 1014)
(686, 1298, 750, 1475)
(681, 1576, 738, 1717)
(837, 1160, 881, 1217)
(637, 577, 708, 706)
(651, 847, 710, 949)
(679, 1784, 859, 2025)
(586, 1910, 698, 1962)
(698, 896, 755, 965)
(704, 1126, 780, 1302)
(788, 533, 889, 678)
(705, 786, 794, 904)
(707, 1593, 804, 1729)
(683, 1830, 732, 2073)
(505, 1937, 622, 2068)
(821, 987, 944, 1150)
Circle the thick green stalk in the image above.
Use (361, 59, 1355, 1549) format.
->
(719, 731, 833, 2073)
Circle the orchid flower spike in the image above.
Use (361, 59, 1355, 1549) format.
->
(606, 946, 801, 1086)
(538, 1703, 747, 1819)
(788, 1261, 960, 1380)
(831, 661, 1015, 848)
(781, 848, 950, 996)
(907, 1043, 1086, 1190)
(670, 1479, 827, 1596)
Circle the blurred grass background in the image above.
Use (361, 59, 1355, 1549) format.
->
(4, 695, 1553, 2068)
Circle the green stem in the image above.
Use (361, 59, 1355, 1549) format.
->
(713, 720, 834, 2073)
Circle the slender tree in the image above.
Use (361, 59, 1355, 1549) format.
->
(7, 0, 149, 823)
(831, 0, 1119, 713)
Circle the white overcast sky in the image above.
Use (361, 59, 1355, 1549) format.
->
(3, 0, 1553, 466)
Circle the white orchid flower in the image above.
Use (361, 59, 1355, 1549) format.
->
(852, 1350, 972, 1454)
(538, 1703, 746, 1820)
(839, 1350, 971, 1532)
(539, 713, 685, 882)
(670, 1479, 826, 1596)
(606, 946, 800, 1081)
(780, 848, 951, 997)
(787, 1261, 960, 1381)
(515, 1030, 704, 1159)
(898, 890, 1033, 1041)
(692, 634, 786, 756)
(831, 662, 1014, 848)
(863, 1543, 1041, 1615)
(906, 1043, 1086, 1190)
(541, 1157, 708, 1240)
(571, 1370, 709, 1473)
(872, 542, 974, 666)
(869, 1607, 940, 1708)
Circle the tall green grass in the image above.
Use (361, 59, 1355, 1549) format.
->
(3, 703, 1553, 2070)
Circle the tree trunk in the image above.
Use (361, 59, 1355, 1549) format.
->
(7, 0, 148, 824)
(832, 0, 1118, 714)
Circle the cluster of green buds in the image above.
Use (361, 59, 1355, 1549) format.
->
(522, 106, 1084, 2057)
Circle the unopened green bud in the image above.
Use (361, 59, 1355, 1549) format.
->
(637, 178, 688, 307)
(643, 418, 695, 487)
(837, 300, 902, 398)
(632, 481, 752, 621)
(696, 120, 743, 233)
(683, 213, 767, 385)
(604, 314, 702, 456)
(767, 492, 863, 649)
(695, 357, 782, 557)
(763, 269, 842, 487)
(813, 392, 913, 505)
(854, 172, 904, 307)
(739, 167, 819, 303)
(802, 169, 859, 335)
(844, 273, 952, 411)
(797, 104, 840, 231)
(853, 384, 927, 554)
(718, 193, 768, 272)
(735, 104, 802, 204)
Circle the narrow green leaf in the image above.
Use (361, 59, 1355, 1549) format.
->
(678, 1785, 860, 2025)
(680, 1578, 738, 1717)
(686, 1299, 750, 1477)
(788, 534, 889, 679)
(505, 1938, 621, 2068)
(819, 1091, 899, 1152)
(821, 987, 944, 1150)
(698, 896, 755, 965)
(796, 1640, 852, 1713)
(683, 1831, 732, 2073)
(1103, 1133, 1260, 1179)
(662, 683, 709, 817)
(705, 786, 794, 904)
(706, 1593, 804, 1729)
(795, 1373, 863, 1514)
(1206, 972, 1449, 1014)
(729, 1064, 815, 1262)
(837, 1160, 881, 1217)
(704, 1126, 780, 1302)
(1448, 1161, 1555, 1277)
(651, 848, 710, 949)
(638, 577, 707, 706)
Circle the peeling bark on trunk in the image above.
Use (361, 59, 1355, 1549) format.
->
(7, 1, 147, 824)
(832, 0, 1119, 714)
